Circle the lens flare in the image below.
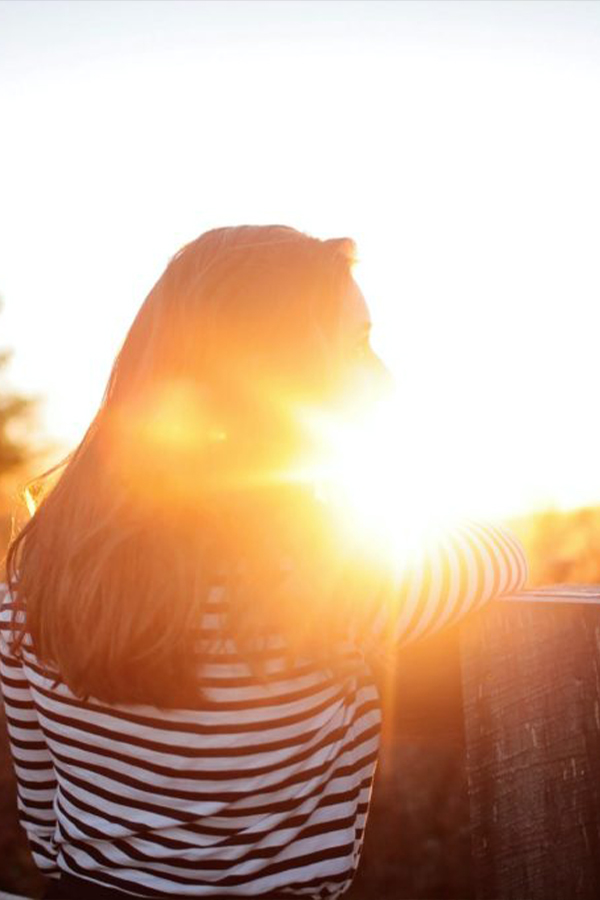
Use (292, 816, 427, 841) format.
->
(24, 486, 37, 518)
(294, 393, 461, 573)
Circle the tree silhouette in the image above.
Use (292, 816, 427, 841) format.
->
(0, 353, 35, 475)
(0, 299, 37, 482)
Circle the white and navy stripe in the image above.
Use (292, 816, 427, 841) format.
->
(0, 520, 527, 898)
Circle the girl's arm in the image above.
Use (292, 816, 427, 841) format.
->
(350, 519, 528, 658)
(0, 585, 60, 880)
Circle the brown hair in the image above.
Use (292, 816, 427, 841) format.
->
(5, 225, 381, 708)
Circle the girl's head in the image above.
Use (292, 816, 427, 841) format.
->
(103, 225, 385, 504)
(6, 225, 389, 707)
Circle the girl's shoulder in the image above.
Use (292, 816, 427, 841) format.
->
(0, 580, 17, 619)
(0, 581, 28, 655)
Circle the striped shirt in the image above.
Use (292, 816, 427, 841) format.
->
(0, 519, 528, 898)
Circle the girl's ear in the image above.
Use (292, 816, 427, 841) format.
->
(323, 237, 357, 264)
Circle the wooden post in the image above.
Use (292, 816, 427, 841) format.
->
(460, 585, 600, 900)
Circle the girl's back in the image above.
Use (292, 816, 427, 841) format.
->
(1, 581, 380, 898)
(1, 515, 527, 898)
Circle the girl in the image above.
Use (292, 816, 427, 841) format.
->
(0, 225, 528, 899)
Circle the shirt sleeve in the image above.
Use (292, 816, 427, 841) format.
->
(349, 518, 529, 659)
(0, 583, 60, 879)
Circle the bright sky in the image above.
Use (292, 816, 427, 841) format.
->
(0, 0, 599, 522)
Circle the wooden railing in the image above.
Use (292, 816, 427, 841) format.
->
(459, 585, 600, 900)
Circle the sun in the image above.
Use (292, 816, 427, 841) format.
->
(293, 393, 461, 574)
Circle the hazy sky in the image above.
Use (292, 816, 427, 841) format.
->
(1, 0, 599, 520)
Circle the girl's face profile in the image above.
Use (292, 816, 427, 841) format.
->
(338, 277, 391, 395)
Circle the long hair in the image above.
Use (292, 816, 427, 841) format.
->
(5, 225, 384, 708)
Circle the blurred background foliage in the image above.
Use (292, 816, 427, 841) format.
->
(0, 298, 46, 559)
(1, 300, 599, 898)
